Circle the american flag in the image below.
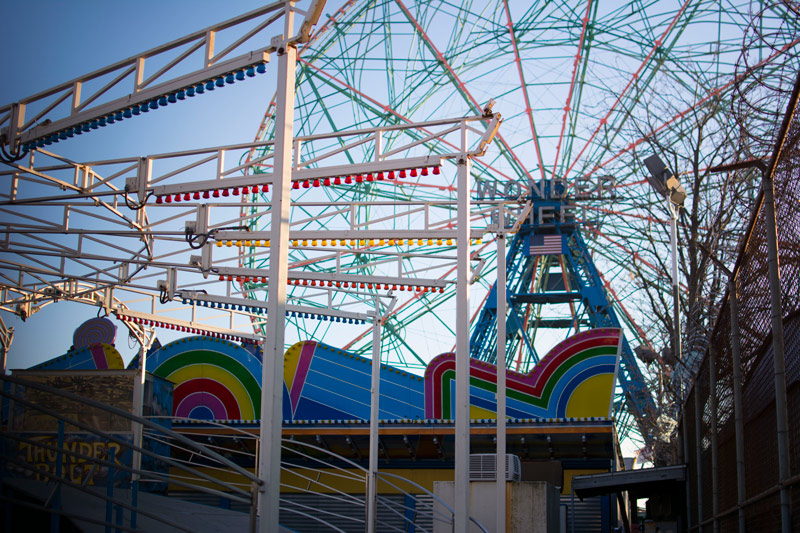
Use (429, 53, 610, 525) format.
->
(529, 234, 563, 256)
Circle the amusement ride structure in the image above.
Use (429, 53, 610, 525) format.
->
(2, 0, 799, 530)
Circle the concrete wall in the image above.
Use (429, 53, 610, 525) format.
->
(434, 481, 560, 533)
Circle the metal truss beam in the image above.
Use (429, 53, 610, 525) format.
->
(0, 112, 497, 321)
(214, 265, 448, 288)
(214, 229, 484, 241)
(0, 1, 326, 157)
(116, 309, 263, 342)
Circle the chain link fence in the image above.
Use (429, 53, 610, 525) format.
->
(682, 70, 800, 531)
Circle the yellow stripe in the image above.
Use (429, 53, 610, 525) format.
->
(469, 405, 497, 419)
(101, 344, 124, 369)
(283, 343, 304, 394)
(565, 374, 614, 418)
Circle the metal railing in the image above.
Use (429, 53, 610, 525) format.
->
(0, 373, 262, 532)
(1, 374, 488, 532)
(278, 438, 487, 532)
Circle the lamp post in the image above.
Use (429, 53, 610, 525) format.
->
(643, 155, 687, 374)
(644, 154, 689, 526)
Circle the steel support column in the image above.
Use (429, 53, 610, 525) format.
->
(728, 279, 746, 533)
(694, 386, 704, 526)
(0, 316, 13, 374)
(367, 313, 382, 533)
(762, 169, 792, 533)
(454, 125, 472, 532)
(130, 325, 155, 531)
(682, 409, 692, 529)
(709, 347, 719, 533)
(131, 341, 148, 477)
(496, 230, 507, 533)
(259, 8, 297, 532)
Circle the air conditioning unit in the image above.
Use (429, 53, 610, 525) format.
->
(469, 454, 521, 481)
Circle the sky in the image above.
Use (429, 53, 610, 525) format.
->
(0, 0, 295, 369)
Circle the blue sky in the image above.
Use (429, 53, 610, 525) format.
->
(0, 0, 293, 369)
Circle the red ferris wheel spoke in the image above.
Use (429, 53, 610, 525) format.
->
(597, 269, 652, 349)
(394, 0, 535, 185)
(301, 0, 359, 54)
(588, 226, 662, 277)
(551, 0, 594, 183)
(563, 0, 693, 182)
(502, 0, 547, 183)
(580, 36, 800, 181)
(297, 57, 519, 183)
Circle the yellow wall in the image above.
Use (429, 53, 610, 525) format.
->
(562, 468, 607, 494)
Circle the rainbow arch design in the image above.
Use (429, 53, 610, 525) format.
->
(424, 328, 622, 420)
(146, 337, 262, 421)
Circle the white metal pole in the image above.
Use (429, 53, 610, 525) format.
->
(259, 6, 296, 532)
(131, 340, 149, 478)
(367, 313, 382, 533)
(0, 316, 13, 375)
(454, 125, 472, 532)
(668, 201, 681, 371)
(496, 229, 507, 533)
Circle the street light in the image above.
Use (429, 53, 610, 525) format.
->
(644, 154, 687, 208)
(643, 154, 686, 376)
(644, 152, 691, 523)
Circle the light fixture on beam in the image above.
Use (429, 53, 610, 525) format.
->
(644, 154, 687, 208)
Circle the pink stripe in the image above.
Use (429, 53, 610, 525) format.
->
(175, 392, 227, 419)
(290, 342, 317, 414)
(90, 345, 108, 370)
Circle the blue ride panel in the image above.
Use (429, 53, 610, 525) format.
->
(284, 341, 424, 421)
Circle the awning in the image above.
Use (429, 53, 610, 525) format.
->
(572, 465, 686, 499)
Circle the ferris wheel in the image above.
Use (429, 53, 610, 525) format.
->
(243, 0, 800, 376)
